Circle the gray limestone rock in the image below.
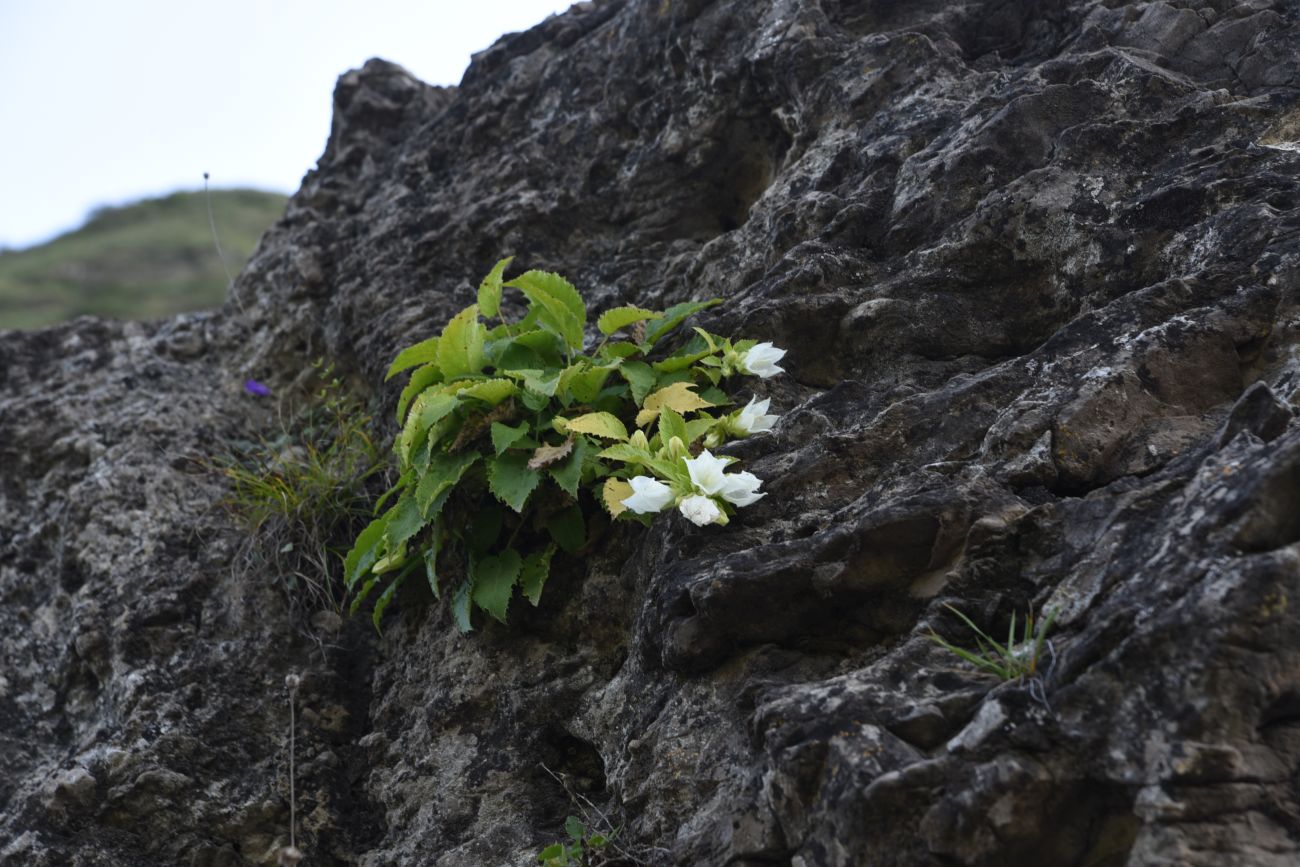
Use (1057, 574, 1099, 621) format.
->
(3, 0, 1300, 864)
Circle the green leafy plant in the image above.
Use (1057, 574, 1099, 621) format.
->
(344, 257, 788, 631)
(537, 816, 616, 867)
(218, 361, 385, 612)
(929, 604, 1058, 681)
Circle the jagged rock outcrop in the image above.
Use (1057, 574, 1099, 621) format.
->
(4, 0, 1300, 864)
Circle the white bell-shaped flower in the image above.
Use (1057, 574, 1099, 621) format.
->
(733, 396, 778, 435)
(621, 476, 675, 514)
(739, 342, 786, 378)
(678, 494, 723, 526)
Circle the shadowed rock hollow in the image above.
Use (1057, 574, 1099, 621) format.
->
(3, 0, 1300, 864)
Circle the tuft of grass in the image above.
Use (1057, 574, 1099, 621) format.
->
(929, 604, 1057, 681)
(217, 362, 385, 615)
(0, 188, 285, 330)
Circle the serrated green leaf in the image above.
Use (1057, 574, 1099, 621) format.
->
(642, 298, 722, 347)
(496, 340, 546, 372)
(416, 452, 480, 514)
(491, 421, 530, 455)
(564, 412, 628, 441)
(509, 270, 585, 327)
(524, 369, 563, 397)
(396, 362, 442, 424)
(658, 405, 688, 446)
(488, 452, 542, 512)
(458, 378, 518, 406)
(399, 392, 460, 465)
(547, 505, 585, 553)
(471, 549, 522, 624)
(478, 256, 513, 319)
(385, 494, 427, 551)
(344, 508, 394, 590)
(451, 580, 473, 632)
(386, 336, 440, 381)
(597, 305, 662, 336)
(521, 388, 550, 412)
(520, 546, 555, 606)
(570, 364, 616, 404)
(538, 844, 564, 860)
(598, 341, 643, 360)
(597, 443, 654, 466)
(437, 305, 486, 378)
(565, 816, 586, 841)
(618, 361, 655, 405)
(506, 271, 586, 350)
(548, 437, 591, 497)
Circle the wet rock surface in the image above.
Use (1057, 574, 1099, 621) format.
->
(3, 0, 1300, 864)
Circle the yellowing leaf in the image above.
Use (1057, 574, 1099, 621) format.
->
(603, 478, 633, 518)
(564, 412, 629, 441)
(635, 381, 715, 427)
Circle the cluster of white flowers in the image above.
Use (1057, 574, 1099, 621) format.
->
(622, 342, 786, 527)
(622, 450, 766, 526)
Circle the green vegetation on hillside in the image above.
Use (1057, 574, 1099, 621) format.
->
(0, 188, 286, 330)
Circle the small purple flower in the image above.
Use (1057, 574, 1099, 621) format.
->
(244, 379, 272, 397)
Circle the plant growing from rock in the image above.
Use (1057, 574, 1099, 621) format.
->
(929, 604, 1058, 681)
(537, 816, 616, 867)
(345, 257, 786, 630)
(218, 361, 385, 613)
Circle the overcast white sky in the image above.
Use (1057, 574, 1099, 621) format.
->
(0, 1, 574, 248)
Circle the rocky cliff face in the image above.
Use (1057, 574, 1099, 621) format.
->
(4, 0, 1300, 864)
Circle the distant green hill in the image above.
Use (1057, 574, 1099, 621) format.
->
(0, 189, 287, 330)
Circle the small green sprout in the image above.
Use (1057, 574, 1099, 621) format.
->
(537, 816, 616, 867)
(929, 604, 1058, 681)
